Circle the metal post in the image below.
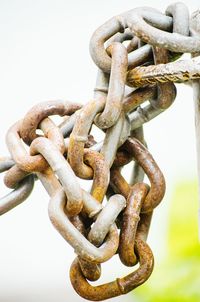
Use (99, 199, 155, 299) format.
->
(190, 9, 200, 239)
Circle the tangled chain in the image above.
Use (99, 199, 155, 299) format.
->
(1, 2, 200, 301)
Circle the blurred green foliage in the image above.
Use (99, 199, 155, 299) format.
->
(134, 180, 200, 302)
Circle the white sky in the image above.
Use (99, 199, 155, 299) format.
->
(0, 1, 199, 301)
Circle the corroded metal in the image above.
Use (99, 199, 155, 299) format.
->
(127, 55, 200, 87)
(70, 238, 154, 301)
(119, 183, 149, 266)
(0, 158, 34, 215)
(30, 137, 83, 216)
(6, 117, 65, 173)
(110, 137, 166, 213)
(89, 5, 200, 73)
(94, 42, 128, 129)
(20, 100, 81, 145)
(0, 3, 199, 301)
(48, 190, 119, 263)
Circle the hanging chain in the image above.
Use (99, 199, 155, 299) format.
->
(1, 2, 200, 301)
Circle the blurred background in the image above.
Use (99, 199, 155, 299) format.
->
(0, 0, 199, 301)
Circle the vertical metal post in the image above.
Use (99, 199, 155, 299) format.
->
(190, 10, 200, 239)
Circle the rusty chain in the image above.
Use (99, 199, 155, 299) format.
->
(0, 2, 200, 301)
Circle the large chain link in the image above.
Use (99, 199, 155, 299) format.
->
(0, 2, 200, 301)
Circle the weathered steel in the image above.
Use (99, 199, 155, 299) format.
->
(48, 190, 119, 263)
(119, 183, 149, 266)
(0, 3, 199, 301)
(127, 55, 200, 87)
(20, 100, 81, 145)
(190, 9, 200, 238)
(110, 137, 166, 213)
(90, 5, 200, 73)
(0, 158, 34, 215)
(70, 238, 154, 301)
(94, 42, 128, 129)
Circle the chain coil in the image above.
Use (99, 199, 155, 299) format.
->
(0, 2, 200, 301)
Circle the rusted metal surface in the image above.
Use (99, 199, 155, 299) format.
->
(89, 5, 200, 73)
(88, 194, 126, 246)
(20, 100, 81, 145)
(94, 42, 128, 129)
(110, 138, 166, 213)
(70, 238, 154, 301)
(68, 98, 105, 179)
(6, 118, 65, 173)
(150, 47, 176, 110)
(84, 149, 109, 203)
(0, 2, 200, 301)
(48, 190, 119, 263)
(119, 183, 149, 266)
(30, 137, 83, 216)
(127, 55, 200, 87)
(129, 127, 145, 185)
(0, 158, 34, 215)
